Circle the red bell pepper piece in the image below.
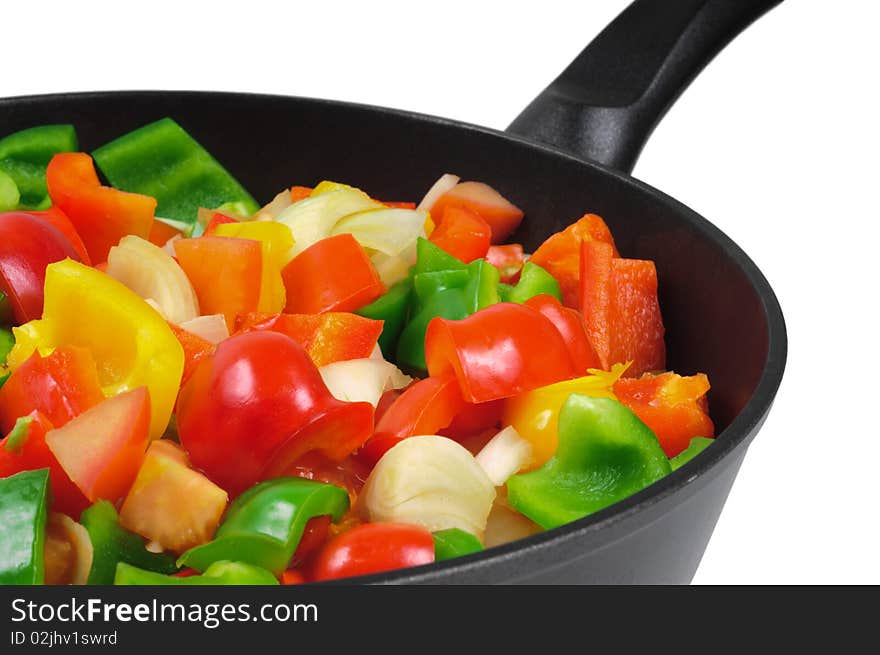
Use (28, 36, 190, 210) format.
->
(167, 323, 215, 386)
(0, 211, 83, 324)
(524, 293, 601, 373)
(358, 374, 465, 467)
(0, 347, 105, 435)
(282, 233, 385, 314)
(431, 181, 524, 244)
(177, 331, 374, 497)
(0, 411, 90, 517)
(202, 211, 238, 236)
(174, 236, 263, 331)
(614, 372, 714, 457)
(425, 303, 578, 403)
(45, 387, 152, 504)
(580, 241, 666, 377)
(38, 207, 91, 265)
(289, 186, 313, 203)
(236, 312, 383, 367)
(280, 570, 307, 585)
(428, 206, 492, 263)
(530, 213, 619, 308)
(485, 244, 525, 283)
(148, 219, 184, 248)
(46, 153, 155, 264)
(439, 398, 505, 442)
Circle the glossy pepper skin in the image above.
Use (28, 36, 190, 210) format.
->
(523, 294, 600, 373)
(432, 528, 483, 561)
(8, 259, 184, 440)
(669, 437, 714, 470)
(179, 477, 349, 575)
(497, 261, 562, 305)
(356, 278, 413, 358)
(92, 117, 259, 225)
(0, 468, 50, 585)
(115, 560, 278, 586)
(80, 500, 177, 585)
(0, 125, 78, 210)
(507, 394, 671, 529)
(177, 331, 374, 497)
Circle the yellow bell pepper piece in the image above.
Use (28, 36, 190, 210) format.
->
(8, 259, 183, 440)
(424, 212, 435, 237)
(213, 221, 295, 313)
(502, 363, 630, 471)
(311, 180, 356, 196)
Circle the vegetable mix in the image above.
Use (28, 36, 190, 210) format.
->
(0, 120, 715, 585)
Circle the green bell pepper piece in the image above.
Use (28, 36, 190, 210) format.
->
(5, 416, 35, 454)
(356, 278, 414, 358)
(0, 468, 50, 584)
(179, 477, 349, 575)
(93, 118, 259, 224)
(115, 560, 279, 586)
(432, 528, 483, 561)
(669, 437, 714, 471)
(507, 394, 671, 529)
(0, 169, 19, 211)
(0, 125, 78, 210)
(80, 501, 178, 585)
(397, 288, 470, 371)
(413, 237, 466, 275)
(501, 261, 562, 304)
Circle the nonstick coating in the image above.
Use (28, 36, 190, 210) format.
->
(0, 91, 786, 583)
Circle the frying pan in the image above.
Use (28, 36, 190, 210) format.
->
(0, 0, 786, 584)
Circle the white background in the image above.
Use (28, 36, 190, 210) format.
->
(5, 1, 877, 583)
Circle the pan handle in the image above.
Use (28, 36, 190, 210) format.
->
(506, 0, 782, 173)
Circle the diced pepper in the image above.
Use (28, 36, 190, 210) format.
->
(414, 236, 466, 275)
(282, 233, 385, 314)
(37, 207, 91, 265)
(289, 186, 313, 203)
(502, 364, 627, 470)
(0, 326, 12, 388)
(120, 440, 228, 553)
(115, 560, 278, 585)
(46, 152, 155, 264)
(45, 387, 151, 504)
(0, 468, 50, 584)
(80, 500, 177, 585)
(428, 205, 492, 263)
(523, 294, 600, 373)
(580, 241, 665, 377)
(201, 211, 238, 236)
(174, 236, 263, 331)
(236, 312, 383, 368)
(179, 477, 348, 575)
(356, 278, 413, 358)
(0, 125, 78, 210)
(497, 261, 562, 304)
(669, 437, 714, 471)
(148, 218, 184, 247)
(0, 412, 90, 518)
(431, 181, 524, 244)
(92, 118, 259, 224)
(432, 528, 483, 561)
(530, 213, 619, 307)
(168, 323, 214, 385)
(613, 372, 714, 457)
(425, 303, 578, 403)
(7, 260, 184, 439)
(486, 244, 525, 283)
(0, 170, 17, 212)
(0, 347, 104, 434)
(507, 394, 671, 528)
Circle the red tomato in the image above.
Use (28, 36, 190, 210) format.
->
(358, 374, 465, 467)
(281, 233, 385, 314)
(46, 152, 155, 264)
(291, 515, 332, 566)
(176, 331, 374, 497)
(0, 347, 105, 435)
(428, 206, 492, 263)
(174, 236, 263, 331)
(524, 293, 601, 373)
(431, 181, 524, 244)
(311, 522, 434, 581)
(0, 211, 83, 323)
(0, 411, 90, 517)
(45, 387, 152, 504)
(424, 303, 578, 403)
(235, 312, 383, 367)
(485, 244, 525, 283)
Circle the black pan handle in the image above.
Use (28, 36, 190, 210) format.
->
(507, 0, 782, 173)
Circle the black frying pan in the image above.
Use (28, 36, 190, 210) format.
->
(0, 0, 786, 584)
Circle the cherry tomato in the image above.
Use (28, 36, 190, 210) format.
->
(311, 522, 434, 581)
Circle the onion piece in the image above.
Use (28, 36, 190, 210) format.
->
(44, 512, 93, 585)
(275, 188, 381, 256)
(254, 189, 294, 221)
(475, 426, 533, 486)
(319, 357, 411, 407)
(107, 235, 200, 324)
(179, 314, 230, 344)
(370, 252, 411, 288)
(359, 435, 496, 539)
(483, 495, 543, 548)
(416, 173, 460, 212)
(331, 208, 427, 257)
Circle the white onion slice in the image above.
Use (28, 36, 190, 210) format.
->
(416, 173, 460, 212)
(179, 314, 230, 344)
(254, 189, 294, 221)
(275, 188, 381, 255)
(483, 495, 542, 548)
(331, 208, 427, 257)
(475, 426, 533, 486)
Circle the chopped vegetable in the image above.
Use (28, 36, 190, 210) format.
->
(0, 125, 78, 210)
(475, 425, 533, 486)
(178, 313, 229, 344)
(356, 278, 414, 358)
(428, 206, 492, 263)
(43, 511, 93, 585)
(432, 528, 483, 561)
(319, 357, 410, 407)
(431, 181, 524, 244)
(0, 468, 50, 584)
(669, 437, 714, 471)
(115, 560, 278, 586)
(416, 173, 460, 212)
